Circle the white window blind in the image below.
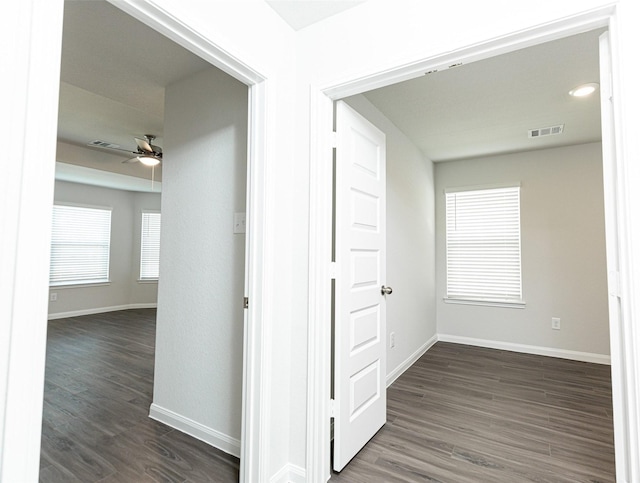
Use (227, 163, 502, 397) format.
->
(140, 212, 161, 280)
(50, 205, 112, 285)
(445, 186, 522, 304)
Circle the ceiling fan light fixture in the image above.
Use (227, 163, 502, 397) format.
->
(137, 155, 160, 167)
(569, 82, 599, 97)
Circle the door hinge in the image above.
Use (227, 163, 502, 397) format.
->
(329, 262, 337, 279)
(330, 398, 336, 419)
(331, 131, 338, 148)
(607, 73, 614, 102)
(243, 297, 249, 309)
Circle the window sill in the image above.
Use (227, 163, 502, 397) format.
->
(49, 281, 111, 289)
(443, 297, 526, 309)
(138, 279, 159, 283)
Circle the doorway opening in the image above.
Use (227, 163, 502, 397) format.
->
(315, 10, 623, 481)
(40, 1, 268, 482)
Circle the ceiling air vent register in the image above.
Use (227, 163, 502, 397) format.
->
(528, 124, 564, 139)
(88, 140, 121, 149)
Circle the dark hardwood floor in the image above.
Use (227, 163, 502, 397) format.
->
(41, 310, 615, 482)
(331, 342, 615, 483)
(39, 309, 240, 482)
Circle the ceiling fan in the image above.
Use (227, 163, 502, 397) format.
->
(123, 135, 162, 166)
(87, 134, 162, 167)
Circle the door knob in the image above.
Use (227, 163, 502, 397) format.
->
(381, 285, 393, 295)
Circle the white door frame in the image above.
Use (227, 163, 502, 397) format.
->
(306, 5, 636, 482)
(0, 1, 271, 481)
(110, 3, 270, 482)
(0, 2, 65, 480)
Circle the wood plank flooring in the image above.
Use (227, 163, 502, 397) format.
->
(331, 342, 615, 483)
(41, 310, 615, 482)
(39, 309, 239, 482)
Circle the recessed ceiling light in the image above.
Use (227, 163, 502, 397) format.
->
(569, 83, 599, 97)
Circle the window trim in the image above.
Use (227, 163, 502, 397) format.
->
(444, 184, 525, 308)
(442, 297, 526, 309)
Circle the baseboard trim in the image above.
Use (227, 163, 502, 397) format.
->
(269, 463, 306, 483)
(48, 303, 157, 320)
(386, 334, 438, 387)
(149, 403, 241, 458)
(437, 334, 611, 365)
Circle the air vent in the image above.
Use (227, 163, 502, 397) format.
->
(87, 140, 120, 149)
(528, 124, 564, 139)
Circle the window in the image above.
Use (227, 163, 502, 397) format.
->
(445, 185, 523, 307)
(140, 212, 161, 280)
(50, 204, 112, 286)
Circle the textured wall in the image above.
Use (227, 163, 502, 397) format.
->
(435, 143, 609, 357)
(153, 66, 248, 446)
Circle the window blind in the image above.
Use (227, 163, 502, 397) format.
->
(140, 212, 161, 280)
(50, 205, 111, 285)
(445, 186, 522, 303)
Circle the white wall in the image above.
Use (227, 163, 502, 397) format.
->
(344, 95, 437, 381)
(48, 180, 160, 318)
(1, 2, 63, 478)
(435, 143, 609, 359)
(151, 66, 248, 454)
(296, 0, 616, 83)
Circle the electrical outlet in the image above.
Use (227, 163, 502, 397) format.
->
(50, 293, 57, 302)
(551, 317, 561, 330)
(389, 332, 395, 348)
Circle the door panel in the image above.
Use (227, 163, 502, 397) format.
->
(333, 101, 387, 472)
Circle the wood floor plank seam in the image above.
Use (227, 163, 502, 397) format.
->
(40, 311, 614, 482)
(331, 341, 615, 482)
(40, 309, 240, 483)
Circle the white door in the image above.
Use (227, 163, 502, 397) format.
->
(333, 101, 388, 472)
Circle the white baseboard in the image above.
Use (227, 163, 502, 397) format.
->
(269, 463, 306, 483)
(386, 334, 438, 387)
(437, 334, 611, 365)
(149, 403, 241, 458)
(48, 303, 157, 320)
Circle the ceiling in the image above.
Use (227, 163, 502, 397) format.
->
(57, 1, 603, 191)
(57, 0, 211, 187)
(265, 0, 366, 30)
(362, 28, 603, 162)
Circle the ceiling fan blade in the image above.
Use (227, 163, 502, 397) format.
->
(135, 137, 153, 153)
(150, 144, 162, 154)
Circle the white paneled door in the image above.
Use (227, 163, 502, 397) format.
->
(333, 101, 388, 472)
